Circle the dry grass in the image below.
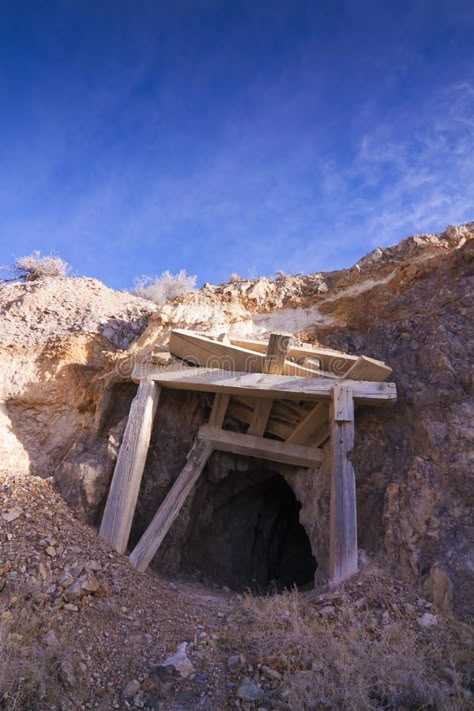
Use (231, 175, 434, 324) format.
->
(0, 588, 76, 710)
(133, 269, 197, 305)
(14, 251, 71, 280)
(228, 570, 472, 710)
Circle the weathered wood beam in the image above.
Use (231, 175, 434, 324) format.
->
(329, 383, 358, 585)
(230, 337, 392, 381)
(230, 337, 358, 372)
(343, 355, 392, 382)
(169, 329, 323, 378)
(227, 400, 293, 440)
(198, 424, 322, 468)
(129, 440, 213, 572)
(247, 398, 274, 436)
(248, 333, 290, 435)
(208, 394, 230, 427)
(262, 333, 291, 374)
(133, 365, 397, 405)
(99, 380, 160, 554)
(286, 402, 329, 446)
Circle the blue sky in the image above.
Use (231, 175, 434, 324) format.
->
(0, 0, 473, 289)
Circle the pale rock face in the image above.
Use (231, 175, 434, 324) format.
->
(0, 222, 472, 617)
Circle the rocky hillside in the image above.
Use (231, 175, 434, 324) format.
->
(0, 222, 473, 709)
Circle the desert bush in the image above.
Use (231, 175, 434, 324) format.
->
(0, 590, 73, 709)
(231, 584, 471, 711)
(13, 250, 71, 280)
(133, 269, 197, 305)
(229, 273, 241, 283)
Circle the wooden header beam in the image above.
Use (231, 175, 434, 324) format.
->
(133, 365, 397, 405)
(198, 425, 322, 468)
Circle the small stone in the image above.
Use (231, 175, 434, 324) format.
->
(261, 665, 282, 682)
(382, 611, 390, 625)
(319, 605, 336, 616)
(59, 573, 75, 588)
(63, 603, 79, 611)
(162, 642, 194, 678)
(227, 654, 246, 673)
(81, 572, 100, 593)
(236, 677, 264, 702)
(123, 679, 141, 699)
(2, 510, 22, 522)
(417, 612, 438, 628)
(45, 546, 56, 557)
(60, 656, 76, 688)
(43, 629, 60, 648)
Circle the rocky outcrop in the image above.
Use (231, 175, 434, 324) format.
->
(0, 223, 472, 617)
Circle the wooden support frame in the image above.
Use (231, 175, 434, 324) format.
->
(98, 329, 396, 586)
(134, 365, 397, 404)
(329, 383, 358, 584)
(99, 380, 160, 553)
(129, 441, 213, 572)
(198, 425, 322, 468)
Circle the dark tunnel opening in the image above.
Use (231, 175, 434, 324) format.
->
(183, 467, 317, 593)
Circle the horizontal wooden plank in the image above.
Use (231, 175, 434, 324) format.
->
(198, 425, 322, 468)
(169, 329, 323, 378)
(133, 365, 397, 405)
(230, 337, 358, 372)
(230, 337, 391, 381)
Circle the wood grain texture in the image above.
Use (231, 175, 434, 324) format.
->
(286, 402, 329, 445)
(208, 394, 230, 427)
(227, 400, 293, 439)
(169, 329, 322, 378)
(248, 332, 289, 435)
(99, 380, 160, 554)
(329, 383, 358, 585)
(133, 365, 397, 405)
(198, 424, 322, 468)
(343, 355, 392, 382)
(129, 440, 213, 572)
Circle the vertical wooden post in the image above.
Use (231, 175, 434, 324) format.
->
(100, 380, 160, 554)
(329, 383, 358, 584)
(129, 440, 213, 572)
(248, 333, 290, 436)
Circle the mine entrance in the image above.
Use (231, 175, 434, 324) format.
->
(184, 466, 317, 593)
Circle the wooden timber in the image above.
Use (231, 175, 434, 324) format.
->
(227, 399, 294, 440)
(133, 365, 397, 405)
(229, 337, 391, 381)
(343, 355, 392, 382)
(329, 383, 358, 584)
(286, 402, 329, 446)
(99, 380, 160, 554)
(198, 425, 322, 468)
(208, 394, 230, 427)
(169, 329, 322, 378)
(129, 440, 213, 572)
(248, 332, 289, 435)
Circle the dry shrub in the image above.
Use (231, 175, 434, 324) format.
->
(133, 269, 197, 305)
(14, 250, 70, 280)
(235, 589, 471, 710)
(0, 589, 73, 709)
